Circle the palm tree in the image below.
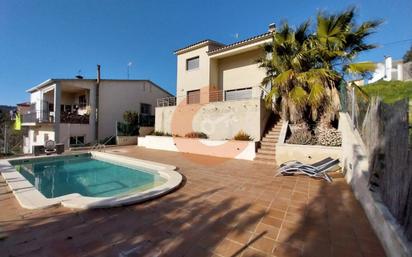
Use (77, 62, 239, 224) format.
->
(259, 21, 339, 126)
(315, 8, 381, 126)
(260, 7, 381, 128)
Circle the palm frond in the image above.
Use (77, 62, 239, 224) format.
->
(344, 62, 376, 75)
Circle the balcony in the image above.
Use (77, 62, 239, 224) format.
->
(21, 102, 90, 125)
(156, 86, 263, 107)
(21, 111, 54, 124)
(61, 111, 89, 124)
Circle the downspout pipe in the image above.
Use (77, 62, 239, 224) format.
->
(95, 65, 101, 142)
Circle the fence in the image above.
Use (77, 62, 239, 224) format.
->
(139, 114, 155, 127)
(343, 85, 412, 241)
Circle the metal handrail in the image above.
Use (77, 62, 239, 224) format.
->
(91, 135, 115, 152)
(156, 86, 263, 107)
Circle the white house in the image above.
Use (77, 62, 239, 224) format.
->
(368, 56, 412, 83)
(21, 72, 172, 153)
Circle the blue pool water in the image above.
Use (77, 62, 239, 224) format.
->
(12, 155, 166, 198)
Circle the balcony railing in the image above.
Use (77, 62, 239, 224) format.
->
(21, 111, 90, 124)
(157, 97, 177, 107)
(21, 111, 54, 124)
(156, 86, 262, 107)
(61, 112, 89, 124)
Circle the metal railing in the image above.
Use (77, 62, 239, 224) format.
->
(156, 86, 262, 107)
(21, 111, 54, 124)
(61, 112, 89, 124)
(21, 111, 90, 124)
(92, 135, 115, 152)
(157, 96, 177, 107)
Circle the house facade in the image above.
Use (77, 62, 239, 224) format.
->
(22, 78, 172, 153)
(368, 56, 412, 84)
(155, 26, 276, 141)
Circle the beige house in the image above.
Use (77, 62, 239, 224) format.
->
(22, 77, 172, 153)
(155, 25, 276, 141)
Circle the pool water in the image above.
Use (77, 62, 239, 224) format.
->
(13, 155, 167, 198)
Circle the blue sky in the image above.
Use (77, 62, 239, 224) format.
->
(0, 0, 411, 105)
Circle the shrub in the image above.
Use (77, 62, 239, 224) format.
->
(123, 111, 139, 125)
(315, 127, 342, 146)
(233, 130, 253, 141)
(119, 111, 139, 136)
(150, 131, 172, 137)
(185, 132, 208, 139)
(286, 129, 316, 145)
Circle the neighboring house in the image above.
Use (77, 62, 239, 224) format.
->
(155, 24, 277, 141)
(16, 102, 31, 115)
(368, 56, 412, 84)
(21, 76, 172, 153)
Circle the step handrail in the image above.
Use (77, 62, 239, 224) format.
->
(92, 135, 115, 152)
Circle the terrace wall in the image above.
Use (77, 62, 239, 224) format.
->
(155, 99, 270, 141)
(339, 112, 412, 257)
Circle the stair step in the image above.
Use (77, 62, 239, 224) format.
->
(267, 130, 280, 135)
(271, 127, 282, 132)
(258, 149, 276, 155)
(260, 145, 276, 150)
(254, 158, 277, 165)
(262, 138, 278, 143)
(264, 134, 279, 139)
(261, 141, 277, 146)
(255, 153, 276, 160)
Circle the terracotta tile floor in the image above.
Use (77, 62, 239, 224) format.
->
(0, 146, 386, 257)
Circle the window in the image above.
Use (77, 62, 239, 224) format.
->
(140, 103, 152, 115)
(65, 105, 72, 113)
(44, 133, 49, 142)
(69, 136, 85, 146)
(225, 87, 252, 101)
(187, 89, 200, 104)
(48, 103, 54, 112)
(186, 56, 199, 71)
(79, 95, 87, 108)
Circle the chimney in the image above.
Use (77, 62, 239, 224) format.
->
(97, 64, 101, 84)
(268, 23, 276, 33)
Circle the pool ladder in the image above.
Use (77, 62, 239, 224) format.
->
(91, 135, 115, 152)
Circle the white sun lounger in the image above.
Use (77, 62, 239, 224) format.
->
(275, 157, 339, 183)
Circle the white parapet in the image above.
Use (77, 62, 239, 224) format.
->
(138, 135, 256, 160)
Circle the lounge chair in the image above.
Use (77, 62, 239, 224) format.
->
(275, 157, 340, 183)
(44, 140, 57, 155)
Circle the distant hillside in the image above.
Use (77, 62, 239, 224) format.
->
(363, 80, 412, 103)
(0, 105, 16, 112)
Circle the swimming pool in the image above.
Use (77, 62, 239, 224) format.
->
(0, 152, 182, 209)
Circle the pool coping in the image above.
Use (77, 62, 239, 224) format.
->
(0, 151, 182, 209)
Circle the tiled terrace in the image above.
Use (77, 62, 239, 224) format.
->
(0, 146, 385, 257)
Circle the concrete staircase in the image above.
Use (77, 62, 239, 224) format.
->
(254, 119, 283, 165)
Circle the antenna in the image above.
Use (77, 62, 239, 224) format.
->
(127, 62, 133, 79)
(76, 69, 83, 79)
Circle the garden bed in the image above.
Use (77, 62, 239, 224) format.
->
(275, 121, 342, 164)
